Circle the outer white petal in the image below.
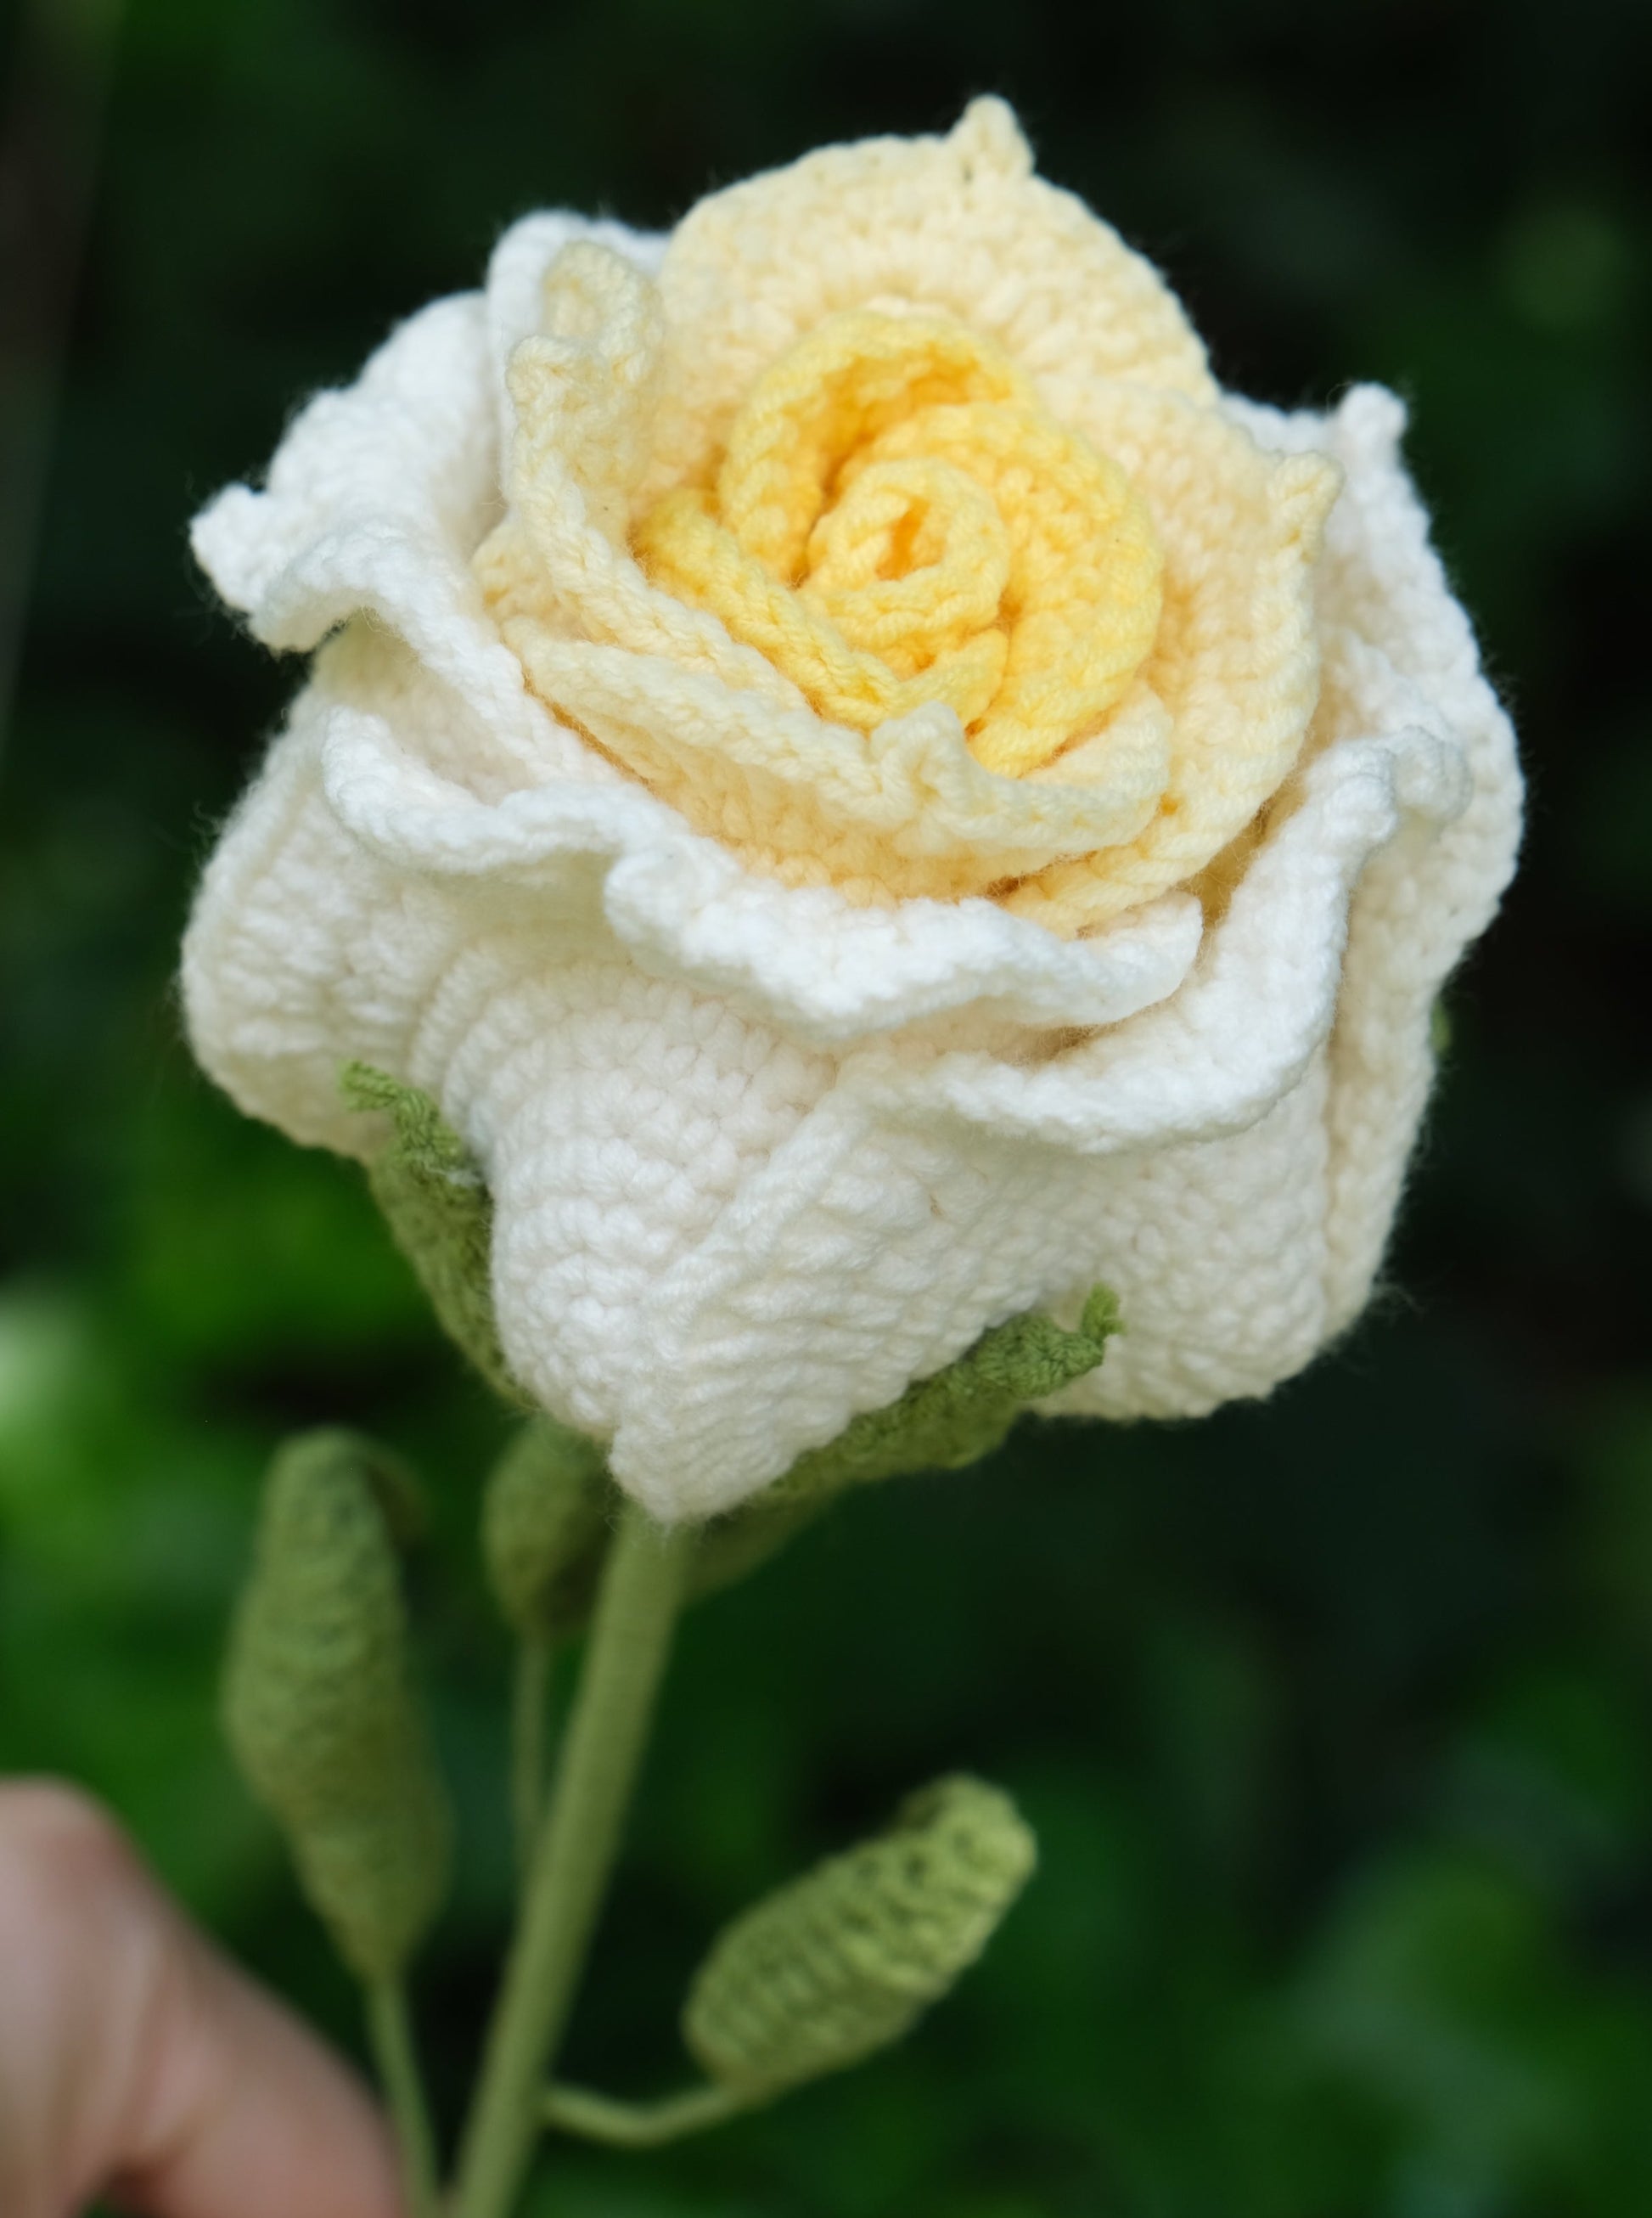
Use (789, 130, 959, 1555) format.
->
(183, 630, 1200, 1457)
(1047, 384, 1524, 1421)
(598, 400, 1518, 1517)
(604, 719, 1472, 1516)
(189, 233, 638, 796)
(323, 704, 1202, 1043)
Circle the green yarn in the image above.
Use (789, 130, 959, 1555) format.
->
(766, 1285, 1121, 1509)
(683, 1775, 1037, 2099)
(483, 1418, 611, 1641)
(480, 1287, 1121, 1639)
(688, 1287, 1121, 1595)
(341, 1063, 524, 1405)
(222, 1429, 452, 1983)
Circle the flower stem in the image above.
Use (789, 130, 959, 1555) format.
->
(452, 1500, 693, 2218)
(542, 2079, 748, 2148)
(510, 1631, 553, 1883)
(365, 1978, 440, 2218)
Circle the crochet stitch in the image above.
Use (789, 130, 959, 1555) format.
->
(683, 1775, 1037, 2098)
(222, 1431, 451, 1982)
(343, 1061, 524, 1406)
(183, 99, 1521, 1522)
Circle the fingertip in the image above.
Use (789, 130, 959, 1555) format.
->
(0, 1781, 409, 2218)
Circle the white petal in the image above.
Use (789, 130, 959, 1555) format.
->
(189, 230, 660, 796)
(1223, 385, 1522, 1331)
(604, 721, 1468, 1517)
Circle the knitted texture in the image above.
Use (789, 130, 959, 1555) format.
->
(222, 1431, 451, 1981)
(683, 1776, 1036, 2097)
(342, 1061, 523, 1405)
(478, 1289, 1119, 1634)
(770, 1284, 1119, 1504)
(632, 309, 1166, 780)
(689, 1286, 1116, 1599)
(182, 100, 1521, 1522)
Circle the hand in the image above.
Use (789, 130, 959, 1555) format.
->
(0, 1781, 405, 2218)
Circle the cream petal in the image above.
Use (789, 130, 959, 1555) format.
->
(1003, 391, 1341, 931)
(485, 211, 666, 425)
(190, 287, 598, 794)
(497, 629, 1172, 897)
(645, 99, 1215, 504)
(318, 639, 1203, 1044)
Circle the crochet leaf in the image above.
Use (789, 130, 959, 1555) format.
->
(341, 1062, 525, 1406)
(222, 1429, 452, 1983)
(683, 1775, 1037, 2099)
(484, 1417, 611, 1640)
(764, 1284, 1121, 1509)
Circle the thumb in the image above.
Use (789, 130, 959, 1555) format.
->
(0, 1780, 406, 2218)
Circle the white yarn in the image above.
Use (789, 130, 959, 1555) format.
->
(183, 138, 1520, 1523)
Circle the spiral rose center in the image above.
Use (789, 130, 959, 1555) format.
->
(634, 310, 1165, 777)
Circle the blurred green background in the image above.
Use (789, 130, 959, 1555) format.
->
(2, 1, 1649, 2212)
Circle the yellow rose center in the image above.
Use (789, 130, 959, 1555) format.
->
(633, 311, 1165, 779)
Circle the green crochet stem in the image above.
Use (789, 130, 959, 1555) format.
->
(541, 2080, 747, 2148)
(365, 1979, 440, 2218)
(452, 1500, 694, 2218)
(510, 1631, 553, 1883)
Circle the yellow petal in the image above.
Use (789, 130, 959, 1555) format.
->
(643, 98, 1216, 510)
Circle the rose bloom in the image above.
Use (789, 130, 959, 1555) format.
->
(183, 101, 1520, 1522)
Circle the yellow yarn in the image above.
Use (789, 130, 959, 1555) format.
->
(475, 103, 1342, 936)
(634, 312, 1163, 779)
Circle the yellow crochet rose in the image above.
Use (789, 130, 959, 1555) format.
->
(473, 98, 1340, 933)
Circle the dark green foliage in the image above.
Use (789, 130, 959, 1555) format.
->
(3, 2, 1649, 2211)
(222, 1431, 451, 1981)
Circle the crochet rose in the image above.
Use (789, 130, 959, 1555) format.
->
(183, 100, 1520, 1522)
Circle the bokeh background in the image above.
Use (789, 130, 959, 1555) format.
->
(3, 2, 1650, 2212)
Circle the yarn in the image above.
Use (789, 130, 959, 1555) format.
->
(473, 1286, 1116, 1639)
(634, 310, 1163, 778)
(683, 1775, 1036, 2097)
(476, 138, 1340, 928)
(343, 1061, 524, 1407)
(222, 1430, 451, 1983)
(769, 1284, 1120, 1506)
(183, 106, 1522, 1523)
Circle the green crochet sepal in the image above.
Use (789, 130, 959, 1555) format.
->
(765, 1284, 1121, 1510)
(479, 1289, 1122, 1637)
(484, 1418, 611, 1643)
(222, 1429, 452, 1984)
(341, 1063, 525, 1406)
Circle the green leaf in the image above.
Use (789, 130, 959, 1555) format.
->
(683, 1775, 1037, 2099)
(340, 1062, 524, 1405)
(222, 1430, 452, 1983)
